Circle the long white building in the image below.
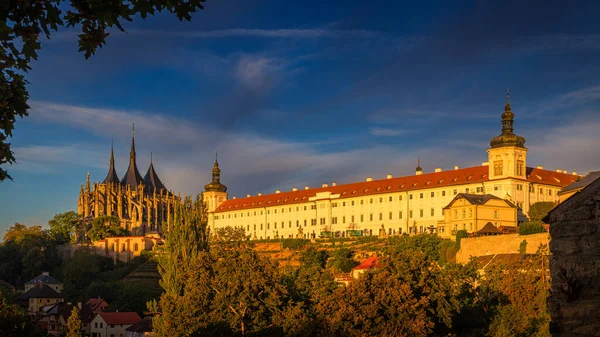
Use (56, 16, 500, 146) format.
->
(203, 94, 579, 239)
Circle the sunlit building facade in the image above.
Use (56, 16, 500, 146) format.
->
(204, 94, 579, 239)
(77, 126, 179, 235)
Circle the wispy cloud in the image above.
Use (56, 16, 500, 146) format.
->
(23, 101, 487, 196)
(369, 127, 405, 137)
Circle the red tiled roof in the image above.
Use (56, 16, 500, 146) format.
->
(353, 256, 378, 271)
(98, 312, 141, 325)
(215, 166, 576, 213)
(86, 298, 107, 312)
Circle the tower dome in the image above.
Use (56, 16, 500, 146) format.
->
(490, 90, 526, 149)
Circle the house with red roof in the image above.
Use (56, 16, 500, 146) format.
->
(351, 255, 379, 279)
(91, 312, 141, 337)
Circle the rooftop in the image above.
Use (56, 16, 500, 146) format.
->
(353, 255, 379, 271)
(98, 312, 141, 325)
(25, 272, 62, 285)
(18, 284, 62, 300)
(215, 166, 576, 213)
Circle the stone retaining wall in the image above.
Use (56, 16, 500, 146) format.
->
(456, 232, 549, 263)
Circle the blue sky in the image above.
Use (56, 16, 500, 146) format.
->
(2, 0, 600, 232)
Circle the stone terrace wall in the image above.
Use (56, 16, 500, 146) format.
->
(548, 178, 600, 337)
(456, 233, 549, 263)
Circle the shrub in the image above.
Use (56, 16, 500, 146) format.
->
(519, 240, 527, 254)
(455, 230, 468, 250)
(518, 222, 546, 235)
(282, 239, 309, 250)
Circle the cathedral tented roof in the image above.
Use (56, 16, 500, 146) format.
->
(102, 142, 120, 184)
(121, 126, 144, 190)
(214, 166, 577, 213)
(143, 155, 167, 193)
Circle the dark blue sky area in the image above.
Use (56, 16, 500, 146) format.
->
(2, 0, 600, 230)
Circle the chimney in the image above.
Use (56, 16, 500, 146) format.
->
(454, 165, 459, 170)
(275, 190, 281, 194)
(257, 193, 262, 196)
(366, 177, 373, 182)
(292, 187, 298, 192)
(482, 161, 489, 166)
(246, 194, 251, 197)
(434, 167, 442, 173)
(332, 182, 337, 186)
(386, 174, 392, 179)
(305, 186, 310, 190)
(322, 184, 328, 188)
(537, 165, 543, 169)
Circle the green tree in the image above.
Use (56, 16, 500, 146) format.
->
(65, 306, 82, 337)
(61, 248, 114, 300)
(1, 0, 207, 182)
(319, 251, 463, 336)
(326, 247, 358, 273)
(48, 211, 82, 244)
(455, 229, 468, 250)
(519, 240, 528, 254)
(87, 216, 128, 241)
(299, 247, 328, 269)
(528, 202, 555, 224)
(154, 195, 210, 337)
(0, 293, 43, 336)
(518, 222, 546, 235)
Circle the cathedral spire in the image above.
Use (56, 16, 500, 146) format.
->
(121, 123, 144, 190)
(85, 171, 90, 192)
(102, 138, 120, 184)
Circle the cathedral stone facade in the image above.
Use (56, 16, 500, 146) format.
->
(77, 127, 178, 235)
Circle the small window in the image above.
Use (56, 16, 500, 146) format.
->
(420, 193, 423, 199)
(442, 191, 446, 197)
(430, 192, 434, 197)
(430, 208, 434, 216)
(409, 194, 413, 200)
(419, 209, 424, 218)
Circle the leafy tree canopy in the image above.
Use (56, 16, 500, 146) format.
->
(1, 0, 206, 181)
(48, 211, 82, 244)
(65, 306, 82, 337)
(87, 216, 128, 241)
(528, 202, 555, 224)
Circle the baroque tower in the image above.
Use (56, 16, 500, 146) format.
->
(487, 90, 528, 180)
(203, 153, 228, 213)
